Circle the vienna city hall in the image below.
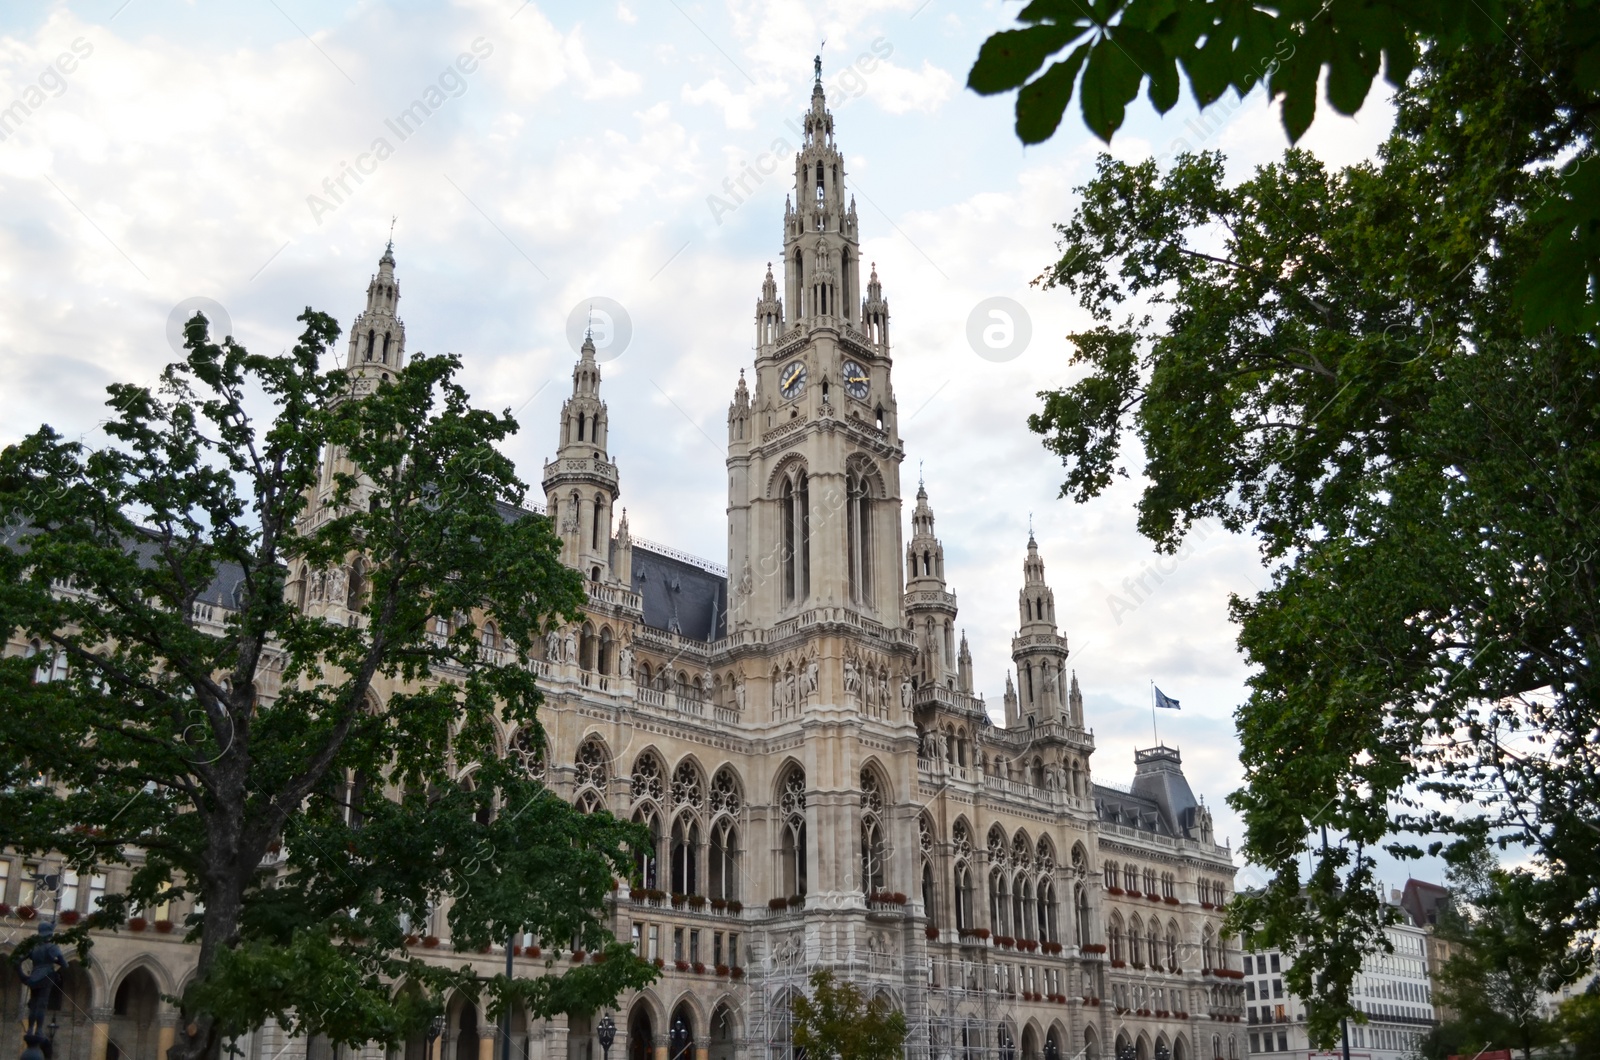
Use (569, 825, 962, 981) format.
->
(1, 78, 1242, 1060)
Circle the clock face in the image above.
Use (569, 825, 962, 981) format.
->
(841, 359, 870, 400)
(779, 360, 807, 400)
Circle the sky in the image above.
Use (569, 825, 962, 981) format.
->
(0, 0, 1427, 891)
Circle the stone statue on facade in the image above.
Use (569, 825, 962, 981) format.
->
(563, 628, 577, 664)
(843, 658, 860, 696)
(618, 642, 633, 677)
(804, 657, 819, 696)
(546, 629, 561, 661)
(734, 676, 746, 712)
(19, 921, 67, 1050)
(900, 678, 912, 711)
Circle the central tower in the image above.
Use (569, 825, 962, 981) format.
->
(727, 73, 903, 633)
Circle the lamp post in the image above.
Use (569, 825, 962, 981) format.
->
(427, 1015, 445, 1060)
(597, 1014, 615, 1060)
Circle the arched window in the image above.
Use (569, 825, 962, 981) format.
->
(670, 814, 699, 895)
(381, 332, 392, 362)
(598, 627, 614, 675)
(632, 806, 661, 888)
(592, 493, 605, 550)
(480, 621, 497, 651)
(574, 737, 609, 793)
(1104, 860, 1118, 890)
(364, 328, 376, 360)
(1202, 925, 1216, 971)
(846, 467, 873, 606)
(1076, 884, 1091, 947)
(990, 869, 1010, 937)
(1037, 881, 1058, 943)
(954, 863, 974, 931)
(1125, 863, 1140, 891)
(709, 818, 738, 901)
(1167, 921, 1180, 970)
(1148, 920, 1162, 968)
(780, 468, 810, 604)
(1109, 912, 1125, 962)
(859, 768, 885, 894)
(779, 767, 807, 897)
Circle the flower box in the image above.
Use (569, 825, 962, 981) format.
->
(1020, 940, 1039, 952)
(1087, 997, 1100, 1006)
(687, 896, 706, 910)
(1107, 887, 1124, 895)
(1164, 896, 1181, 905)
(59, 910, 81, 925)
(711, 898, 728, 912)
(996, 936, 1015, 949)
(675, 960, 690, 972)
(1200, 901, 1215, 910)
(787, 895, 805, 909)
(731, 967, 745, 980)
(154, 919, 174, 933)
(769, 898, 789, 911)
(716, 964, 729, 977)
(1041, 941, 1062, 955)
(728, 901, 743, 914)
(629, 887, 646, 900)
(0, 903, 10, 917)
(1147, 893, 1163, 902)
(670, 894, 687, 907)
(129, 917, 148, 932)
(571, 950, 587, 962)
(692, 962, 705, 974)
(1082, 943, 1106, 954)
(646, 889, 667, 902)
(18, 906, 37, 921)
(653, 957, 665, 969)
(423, 935, 440, 948)
(1111, 959, 1127, 968)
(926, 926, 940, 940)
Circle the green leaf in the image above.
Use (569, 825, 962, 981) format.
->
(1016, 44, 1093, 143)
(1080, 35, 1145, 141)
(968, 23, 1084, 95)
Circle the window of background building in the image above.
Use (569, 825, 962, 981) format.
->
(690, 929, 700, 964)
(648, 925, 659, 960)
(1276, 1032, 1287, 1052)
(1248, 1034, 1259, 1053)
(632, 922, 643, 955)
(673, 927, 684, 962)
(1270, 954, 1281, 972)
(1273, 980, 1283, 999)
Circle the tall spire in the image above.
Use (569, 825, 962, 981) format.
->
(781, 72, 862, 328)
(346, 241, 405, 373)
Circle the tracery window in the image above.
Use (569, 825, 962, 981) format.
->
(846, 466, 874, 606)
(574, 737, 608, 791)
(860, 769, 886, 894)
(779, 767, 807, 897)
(780, 467, 810, 605)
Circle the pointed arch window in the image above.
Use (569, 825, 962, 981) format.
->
(365, 329, 376, 360)
(846, 467, 873, 606)
(780, 468, 810, 605)
(859, 769, 885, 894)
(779, 768, 807, 897)
(669, 814, 700, 895)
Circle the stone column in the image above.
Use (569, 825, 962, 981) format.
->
(89, 1009, 111, 1060)
(652, 1034, 668, 1060)
(156, 1019, 176, 1060)
(693, 1037, 708, 1060)
(477, 1030, 497, 1060)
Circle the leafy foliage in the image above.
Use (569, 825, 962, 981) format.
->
(790, 970, 908, 1060)
(0, 312, 654, 1060)
(1418, 842, 1565, 1060)
(1026, 0, 1598, 1043)
(969, 0, 1599, 333)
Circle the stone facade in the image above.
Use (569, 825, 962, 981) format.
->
(1, 74, 1243, 1060)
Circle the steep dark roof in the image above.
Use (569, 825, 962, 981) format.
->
(1095, 746, 1202, 839)
(631, 545, 727, 642)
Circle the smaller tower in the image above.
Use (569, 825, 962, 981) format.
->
(903, 483, 958, 688)
(1003, 670, 1019, 727)
(756, 263, 783, 351)
(1010, 534, 1070, 724)
(345, 240, 406, 377)
(542, 331, 622, 580)
(957, 632, 973, 693)
(861, 262, 890, 352)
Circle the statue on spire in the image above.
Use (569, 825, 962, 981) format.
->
(814, 48, 823, 83)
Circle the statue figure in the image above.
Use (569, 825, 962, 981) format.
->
(804, 657, 819, 696)
(877, 671, 889, 709)
(326, 567, 346, 607)
(308, 570, 325, 603)
(546, 629, 561, 661)
(936, 729, 949, 761)
(617, 643, 633, 676)
(563, 627, 577, 663)
(735, 677, 746, 712)
(786, 668, 798, 711)
(20, 922, 67, 1043)
(843, 659, 860, 695)
(737, 560, 753, 597)
(899, 679, 912, 711)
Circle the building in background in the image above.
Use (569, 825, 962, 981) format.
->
(1, 69, 1245, 1060)
(1244, 891, 1436, 1060)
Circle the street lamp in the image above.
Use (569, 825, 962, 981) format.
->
(597, 1014, 616, 1060)
(427, 1015, 446, 1060)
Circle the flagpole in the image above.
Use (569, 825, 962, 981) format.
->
(1150, 681, 1159, 747)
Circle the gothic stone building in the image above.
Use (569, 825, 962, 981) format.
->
(1, 77, 1243, 1060)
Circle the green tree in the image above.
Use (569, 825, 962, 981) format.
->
(967, 0, 1599, 330)
(0, 312, 654, 1060)
(790, 970, 908, 1060)
(1024, 0, 1597, 1043)
(1555, 981, 1600, 1058)
(1428, 843, 1561, 1060)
